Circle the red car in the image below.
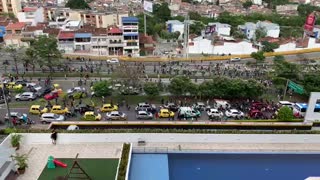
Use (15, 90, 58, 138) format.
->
(44, 91, 59, 100)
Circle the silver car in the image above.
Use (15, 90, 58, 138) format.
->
(40, 113, 65, 124)
(136, 111, 153, 120)
(15, 92, 37, 101)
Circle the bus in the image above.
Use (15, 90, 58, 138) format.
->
(293, 103, 320, 118)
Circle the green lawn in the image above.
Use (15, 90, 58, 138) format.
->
(38, 158, 119, 180)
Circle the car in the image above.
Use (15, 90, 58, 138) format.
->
(163, 103, 179, 112)
(135, 103, 156, 112)
(15, 92, 37, 101)
(100, 104, 118, 112)
(74, 104, 95, 113)
(207, 108, 223, 120)
(44, 91, 59, 100)
(136, 111, 153, 120)
(193, 102, 206, 111)
(29, 105, 49, 115)
(15, 79, 29, 86)
(40, 113, 65, 124)
(105, 111, 127, 120)
(67, 87, 87, 95)
(107, 58, 119, 64)
(225, 109, 244, 118)
(5, 112, 28, 124)
(158, 109, 175, 118)
(230, 57, 241, 62)
(50, 105, 70, 115)
(0, 83, 23, 90)
(120, 87, 140, 95)
(53, 83, 60, 89)
(35, 87, 52, 97)
(83, 111, 102, 121)
(177, 107, 201, 119)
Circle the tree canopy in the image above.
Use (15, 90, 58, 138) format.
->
(92, 80, 112, 97)
(66, 0, 90, 9)
(261, 41, 279, 52)
(168, 76, 196, 96)
(251, 51, 265, 63)
(143, 82, 160, 97)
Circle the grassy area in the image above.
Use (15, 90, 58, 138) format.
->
(38, 158, 118, 180)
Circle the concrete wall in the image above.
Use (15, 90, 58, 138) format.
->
(305, 92, 320, 122)
(19, 133, 320, 145)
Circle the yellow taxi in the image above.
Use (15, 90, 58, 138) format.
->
(29, 105, 48, 115)
(50, 105, 70, 114)
(83, 111, 101, 121)
(0, 82, 23, 90)
(158, 109, 175, 118)
(53, 83, 60, 89)
(100, 104, 118, 112)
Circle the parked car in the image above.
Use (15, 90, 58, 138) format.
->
(50, 105, 70, 115)
(207, 108, 223, 120)
(15, 92, 37, 101)
(249, 109, 264, 119)
(29, 105, 49, 115)
(15, 79, 30, 86)
(105, 111, 127, 120)
(40, 113, 65, 124)
(67, 87, 87, 95)
(136, 111, 153, 120)
(225, 109, 244, 118)
(163, 103, 179, 112)
(158, 109, 175, 118)
(1, 82, 23, 90)
(135, 103, 156, 113)
(177, 107, 201, 119)
(74, 104, 95, 113)
(44, 91, 59, 100)
(193, 102, 206, 111)
(83, 111, 101, 121)
(230, 57, 241, 62)
(107, 58, 119, 64)
(100, 104, 118, 112)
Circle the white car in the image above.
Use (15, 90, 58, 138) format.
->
(225, 109, 244, 118)
(67, 87, 86, 94)
(15, 92, 37, 101)
(40, 113, 65, 124)
(107, 58, 119, 64)
(67, 125, 79, 131)
(230, 57, 241, 62)
(207, 108, 223, 118)
(106, 111, 127, 120)
(136, 111, 153, 120)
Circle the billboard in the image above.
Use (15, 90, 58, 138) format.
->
(144, 1, 153, 13)
(304, 13, 316, 32)
(205, 25, 216, 34)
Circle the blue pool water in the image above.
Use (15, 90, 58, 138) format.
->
(129, 153, 320, 180)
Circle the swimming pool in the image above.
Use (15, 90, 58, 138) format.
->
(129, 152, 320, 180)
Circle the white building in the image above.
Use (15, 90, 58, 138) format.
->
(238, 21, 280, 40)
(166, 20, 184, 36)
(252, 0, 262, 5)
(122, 17, 139, 57)
(207, 22, 231, 36)
(17, 7, 44, 26)
(48, 18, 83, 31)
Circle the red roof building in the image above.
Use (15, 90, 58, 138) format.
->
(58, 31, 75, 39)
(107, 27, 122, 35)
(23, 7, 37, 12)
(6, 22, 26, 31)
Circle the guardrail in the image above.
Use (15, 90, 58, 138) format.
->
(63, 48, 320, 62)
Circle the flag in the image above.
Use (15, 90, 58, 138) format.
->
(288, 80, 304, 94)
(143, 1, 153, 13)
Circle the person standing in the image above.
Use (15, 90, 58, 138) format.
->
(51, 129, 57, 145)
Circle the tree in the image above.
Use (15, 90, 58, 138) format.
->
(261, 41, 279, 52)
(297, 4, 320, 17)
(153, 3, 171, 23)
(189, 21, 204, 35)
(143, 82, 160, 98)
(232, 29, 246, 39)
(23, 47, 37, 73)
(112, 64, 143, 88)
(92, 80, 112, 97)
(188, 11, 202, 21)
(277, 106, 293, 121)
(65, 0, 90, 9)
(254, 27, 267, 41)
(168, 76, 195, 96)
(250, 51, 265, 63)
(274, 60, 300, 79)
(5, 45, 24, 75)
(273, 55, 285, 62)
(31, 36, 61, 73)
(242, 1, 253, 9)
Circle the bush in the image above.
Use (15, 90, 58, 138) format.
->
(277, 106, 294, 121)
(117, 143, 131, 180)
(73, 92, 86, 99)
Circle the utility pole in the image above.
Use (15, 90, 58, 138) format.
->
(144, 13, 147, 36)
(1, 83, 12, 128)
(183, 14, 190, 59)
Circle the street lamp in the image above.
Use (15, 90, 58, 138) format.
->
(1, 81, 12, 127)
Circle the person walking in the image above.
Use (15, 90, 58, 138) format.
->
(51, 129, 57, 145)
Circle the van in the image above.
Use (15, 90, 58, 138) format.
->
(177, 107, 201, 119)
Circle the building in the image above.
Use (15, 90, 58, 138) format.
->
(57, 31, 74, 53)
(122, 17, 139, 57)
(166, 20, 184, 37)
(238, 21, 280, 40)
(48, 18, 83, 31)
(251, 0, 262, 5)
(139, 33, 155, 56)
(206, 22, 231, 36)
(106, 26, 124, 56)
(0, 0, 21, 16)
(74, 32, 92, 53)
(4, 22, 28, 47)
(0, 17, 9, 42)
(276, 4, 298, 15)
(17, 7, 45, 26)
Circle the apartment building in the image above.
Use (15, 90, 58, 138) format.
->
(17, 7, 45, 26)
(0, 0, 21, 16)
(122, 17, 139, 57)
(4, 22, 28, 47)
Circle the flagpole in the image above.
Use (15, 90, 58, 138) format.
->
(283, 79, 289, 100)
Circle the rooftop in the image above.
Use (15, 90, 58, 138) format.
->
(58, 31, 75, 39)
(107, 27, 122, 34)
(6, 22, 26, 30)
(23, 7, 37, 12)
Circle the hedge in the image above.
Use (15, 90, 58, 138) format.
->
(117, 143, 131, 180)
(2, 128, 320, 134)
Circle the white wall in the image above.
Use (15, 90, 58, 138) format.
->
(274, 42, 297, 52)
(189, 38, 214, 54)
(18, 133, 320, 145)
(171, 24, 184, 35)
(17, 7, 44, 26)
(252, 0, 262, 5)
(213, 41, 258, 55)
(266, 29, 280, 38)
